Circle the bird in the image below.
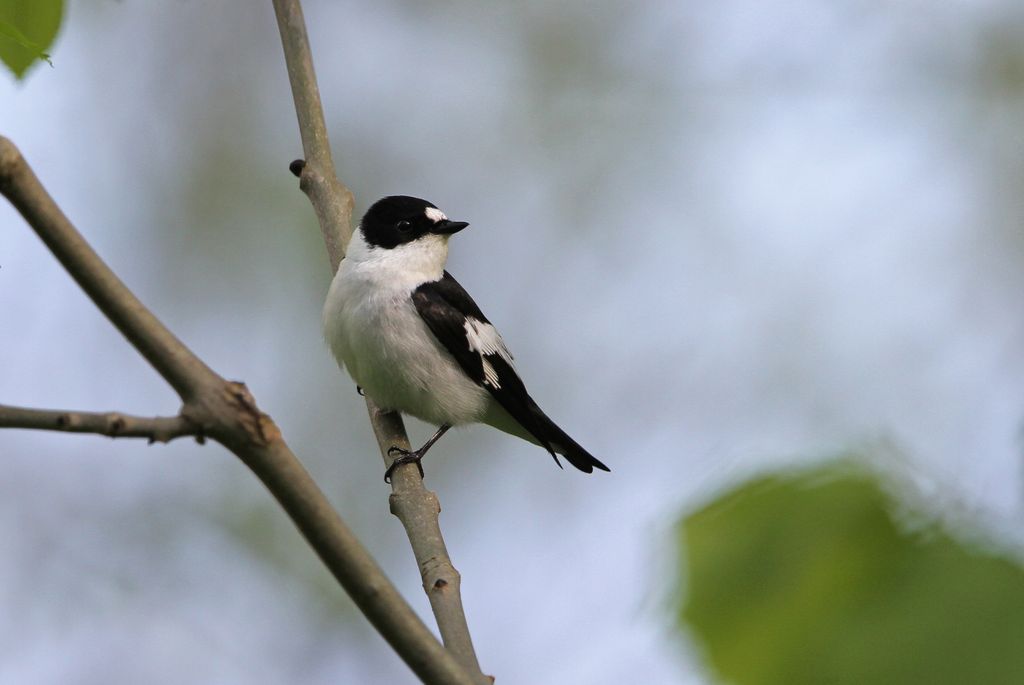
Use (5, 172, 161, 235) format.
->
(322, 195, 610, 482)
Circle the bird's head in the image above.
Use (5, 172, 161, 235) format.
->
(359, 196, 469, 250)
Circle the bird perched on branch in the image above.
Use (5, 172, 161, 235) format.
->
(323, 195, 610, 482)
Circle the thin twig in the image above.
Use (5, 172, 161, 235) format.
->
(0, 135, 475, 685)
(271, 1, 490, 681)
(273, 0, 352, 268)
(369, 407, 486, 677)
(0, 404, 198, 443)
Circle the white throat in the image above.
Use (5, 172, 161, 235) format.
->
(342, 228, 450, 292)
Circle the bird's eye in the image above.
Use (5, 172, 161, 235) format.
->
(396, 220, 412, 232)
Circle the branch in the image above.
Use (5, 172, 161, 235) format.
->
(0, 404, 198, 443)
(369, 407, 485, 676)
(0, 139, 217, 403)
(0, 136, 476, 685)
(272, 1, 490, 682)
(273, 0, 352, 270)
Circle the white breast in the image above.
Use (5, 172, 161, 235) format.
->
(322, 231, 491, 426)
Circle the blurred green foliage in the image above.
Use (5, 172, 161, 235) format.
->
(0, 0, 61, 79)
(678, 462, 1024, 685)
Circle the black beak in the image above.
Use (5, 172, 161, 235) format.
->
(432, 219, 470, 235)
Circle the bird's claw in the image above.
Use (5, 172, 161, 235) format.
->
(384, 446, 425, 483)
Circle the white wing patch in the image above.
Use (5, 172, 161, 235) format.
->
(463, 318, 514, 389)
(424, 206, 448, 223)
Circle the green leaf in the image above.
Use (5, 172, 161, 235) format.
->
(676, 461, 1024, 685)
(0, 0, 62, 79)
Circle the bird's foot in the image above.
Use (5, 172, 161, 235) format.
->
(384, 446, 425, 483)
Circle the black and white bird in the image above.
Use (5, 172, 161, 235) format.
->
(323, 195, 610, 481)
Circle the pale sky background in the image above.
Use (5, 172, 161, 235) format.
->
(2, 1, 1024, 683)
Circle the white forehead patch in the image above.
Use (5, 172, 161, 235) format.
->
(424, 206, 448, 223)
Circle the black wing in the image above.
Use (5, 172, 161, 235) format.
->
(412, 271, 609, 473)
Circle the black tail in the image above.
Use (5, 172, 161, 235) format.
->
(527, 400, 610, 474)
